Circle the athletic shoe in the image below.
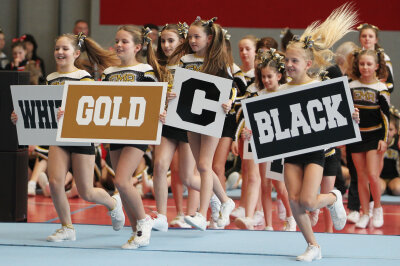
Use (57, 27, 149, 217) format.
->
(121, 233, 138, 249)
(308, 209, 320, 227)
(208, 219, 224, 229)
(347, 211, 360, 224)
(369, 201, 374, 218)
(28, 181, 36, 196)
(284, 216, 296, 231)
(234, 217, 254, 230)
(226, 172, 240, 190)
(296, 244, 322, 262)
(253, 210, 265, 226)
(37, 172, 50, 197)
(210, 194, 221, 222)
(169, 215, 192, 228)
(108, 193, 125, 231)
(152, 213, 168, 232)
(327, 189, 347, 230)
(217, 198, 235, 227)
(372, 207, 384, 228)
(133, 215, 154, 247)
(355, 214, 370, 229)
(46, 226, 76, 242)
(230, 206, 245, 220)
(276, 199, 286, 221)
(184, 212, 207, 231)
(265, 226, 274, 231)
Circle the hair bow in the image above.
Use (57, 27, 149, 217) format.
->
(357, 23, 379, 31)
(12, 35, 26, 43)
(177, 22, 189, 38)
(142, 27, 152, 45)
(222, 29, 231, 41)
(303, 36, 314, 49)
(202, 17, 217, 27)
(76, 32, 86, 48)
(319, 70, 330, 81)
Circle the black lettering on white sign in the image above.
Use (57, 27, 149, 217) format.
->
(18, 100, 61, 129)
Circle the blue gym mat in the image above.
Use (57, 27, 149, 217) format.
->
(0, 222, 399, 265)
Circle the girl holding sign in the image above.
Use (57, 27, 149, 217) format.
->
(233, 49, 295, 231)
(347, 49, 390, 229)
(280, 4, 358, 261)
(152, 23, 200, 230)
(101, 25, 169, 249)
(14, 33, 125, 242)
(167, 17, 236, 231)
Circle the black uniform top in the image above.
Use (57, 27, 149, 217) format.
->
(381, 135, 400, 179)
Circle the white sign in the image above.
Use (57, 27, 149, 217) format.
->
(10, 85, 89, 146)
(165, 67, 232, 138)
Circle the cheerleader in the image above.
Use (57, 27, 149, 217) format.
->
(167, 17, 235, 231)
(347, 48, 390, 229)
(281, 4, 358, 261)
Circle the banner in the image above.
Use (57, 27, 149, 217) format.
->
(57, 81, 167, 144)
(165, 68, 232, 138)
(10, 85, 89, 146)
(242, 77, 361, 163)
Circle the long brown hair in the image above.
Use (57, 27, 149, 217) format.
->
(348, 49, 388, 81)
(56, 33, 119, 72)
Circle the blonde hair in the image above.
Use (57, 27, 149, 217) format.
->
(287, 3, 358, 76)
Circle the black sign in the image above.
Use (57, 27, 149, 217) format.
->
(242, 77, 361, 162)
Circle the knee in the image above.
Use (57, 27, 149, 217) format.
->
(153, 159, 169, 178)
(212, 164, 224, 176)
(196, 163, 209, 175)
(299, 196, 317, 211)
(77, 188, 94, 202)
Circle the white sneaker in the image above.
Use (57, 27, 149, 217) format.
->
(347, 211, 360, 224)
(234, 217, 254, 230)
(296, 244, 322, 262)
(169, 215, 191, 228)
(210, 194, 221, 222)
(208, 219, 224, 229)
(308, 209, 320, 227)
(327, 190, 347, 230)
(133, 215, 154, 247)
(265, 226, 274, 231)
(28, 181, 36, 196)
(355, 214, 370, 229)
(37, 172, 50, 197)
(276, 199, 286, 221)
(108, 193, 125, 231)
(230, 206, 245, 220)
(369, 201, 374, 218)
(152, 213, 168, 232)
(121, 233, 138, 249)
(226, 172, 239, 190)
(184, 212, 207, 231)
(253, 210, 265, 226)
(217, 198, 235, 227)
(372, 207, 384, 228)
(284, 216, 296, 231)
(46, 226, 76, 242)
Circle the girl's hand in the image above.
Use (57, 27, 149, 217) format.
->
(241, 127, 252, 141)
(352, 108, 360, 124)
(167, 91, 177, 101)
(231, 141, 239, 156)
(222, 100, 232, 114)
(377, 140, 388, 153)
(11, 111, 18, 125)
(159, 110, 167, 124)
(57, 107, 64, 121)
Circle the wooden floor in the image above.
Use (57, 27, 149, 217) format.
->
(27, 195, 400, 235)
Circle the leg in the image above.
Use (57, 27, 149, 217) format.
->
(170, 150, 184, 216)
(71, 153, 115, 210)
(243, 159, 261, 218)
(388, 177, 400, 195)
(352, 152, 370, 215)
(153, 137, 178, 215)
(212, 137, 233, 190)
(366, 150, 384, 208)
(47, 146, 71, 226)
(320, 176, 336, 233)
